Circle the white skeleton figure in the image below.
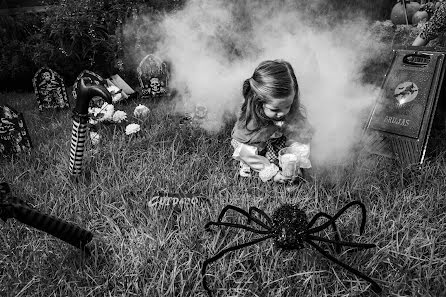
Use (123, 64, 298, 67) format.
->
(150, 77, 161, 95)
(38, 70, 65, 107)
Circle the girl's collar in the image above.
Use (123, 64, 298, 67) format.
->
(274, 120, 284, 127)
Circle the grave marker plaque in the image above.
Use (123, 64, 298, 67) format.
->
(137, 54, 169, 99)
(33, 67, 69, 111)
(0, 105, 32, 157)
(365, 46, 446, 165)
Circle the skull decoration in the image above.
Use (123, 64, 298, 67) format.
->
(33, 67, 69, 110)
(150, 77, 161, 94)
(137, 54, 169, 99)
(42, 71, 51, 82)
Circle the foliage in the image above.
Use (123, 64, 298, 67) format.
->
(0, 0, 186, 92)
(0, 14, 41, 92)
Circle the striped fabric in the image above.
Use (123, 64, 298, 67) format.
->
(69, 120, 87, 175)
(0, 195, 93, 249)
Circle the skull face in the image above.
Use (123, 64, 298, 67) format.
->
(150, 77, 161, 93)
(42, 71, 51, 82)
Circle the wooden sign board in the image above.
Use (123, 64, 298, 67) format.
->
(365, 46, 446, 165)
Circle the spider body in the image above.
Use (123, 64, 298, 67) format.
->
(271, 204, 308, 250)
(202, 201, 382, 296)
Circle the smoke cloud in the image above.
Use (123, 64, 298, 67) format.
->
(125, 0, 388, 166)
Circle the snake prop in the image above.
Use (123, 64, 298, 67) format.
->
(69, 78, 111, 176)
(0, 182, 93, 251)
(202, 201, 382, 295)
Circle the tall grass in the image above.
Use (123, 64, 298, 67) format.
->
(1, 91, 446, 297)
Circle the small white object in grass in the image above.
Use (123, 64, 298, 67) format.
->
(112, 92, 123, 103)
(125, 123, 140, 135)
(100, 103, 115, 122)
(89, 102, 115, 122)
(113, 110, 127, 123)
(107, 85, 123, 103)
(89, 118, 98, 125)
(133, 104, 150, 118)
(90, 131, 101, 145)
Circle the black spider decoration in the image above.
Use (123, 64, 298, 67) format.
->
(202, 201, 382, 295)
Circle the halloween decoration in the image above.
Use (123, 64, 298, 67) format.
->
(133, 104, 150, 118)
(33, 67, 70, 111)
(0, 105, 32, 158)
(137, 54, 169, 99)
(365, 46, 446, 166)
(202, 201, 382, 296)
(125, 123, 140, 135)
(106, 74, 135, 103)
(72, 70, 107, 106)
(0, 182, 93, 251)
(391, 1, 421, 25)
(69, 78, 112, 176)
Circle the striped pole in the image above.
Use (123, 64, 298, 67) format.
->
(69, 119, 88, 175)
(1, 185, 93, 251)
(69, 78, 111, 176)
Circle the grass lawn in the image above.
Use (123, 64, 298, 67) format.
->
(1, 84, 446, 297)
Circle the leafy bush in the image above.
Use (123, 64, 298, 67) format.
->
(0, 0, 186, 92)
(0, 14, 41, 92)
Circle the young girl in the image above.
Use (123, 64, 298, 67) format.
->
(231, 60, 313, 183)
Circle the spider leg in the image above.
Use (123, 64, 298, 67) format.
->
(247, 206, 273, 226)
(307, 234, 376, 250)
(306, 239, 382, 293)
(202, 234, 274, 297)
(307, 212, 341, 253)
(215, 205, 271, 231)
(307, 201, 367, 236)
(205, 221, 271, 235)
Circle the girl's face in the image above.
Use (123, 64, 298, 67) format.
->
(262, 90, 294, 121)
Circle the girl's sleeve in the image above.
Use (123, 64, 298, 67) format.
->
(289, 142, 312, 169)
(231, 139, 279, 182)
(420, 3, 446, 42)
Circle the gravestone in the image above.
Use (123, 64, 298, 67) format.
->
(365, 46, 446, 166)
(72, 70, 107, 108)
(137, 54, 169, 99)
(32, 67, 69, 111)
(0, 105, 33, 157)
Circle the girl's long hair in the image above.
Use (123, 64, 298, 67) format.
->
(239, 60, 304, 132)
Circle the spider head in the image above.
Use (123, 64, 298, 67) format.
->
(271, 204, 308, 250)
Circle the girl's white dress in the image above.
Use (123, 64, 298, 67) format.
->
(231, 107, 313, 182)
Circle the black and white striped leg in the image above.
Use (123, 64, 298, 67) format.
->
(69, 119, 87, 176)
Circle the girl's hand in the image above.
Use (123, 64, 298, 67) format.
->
(273, 172, 291, 183)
